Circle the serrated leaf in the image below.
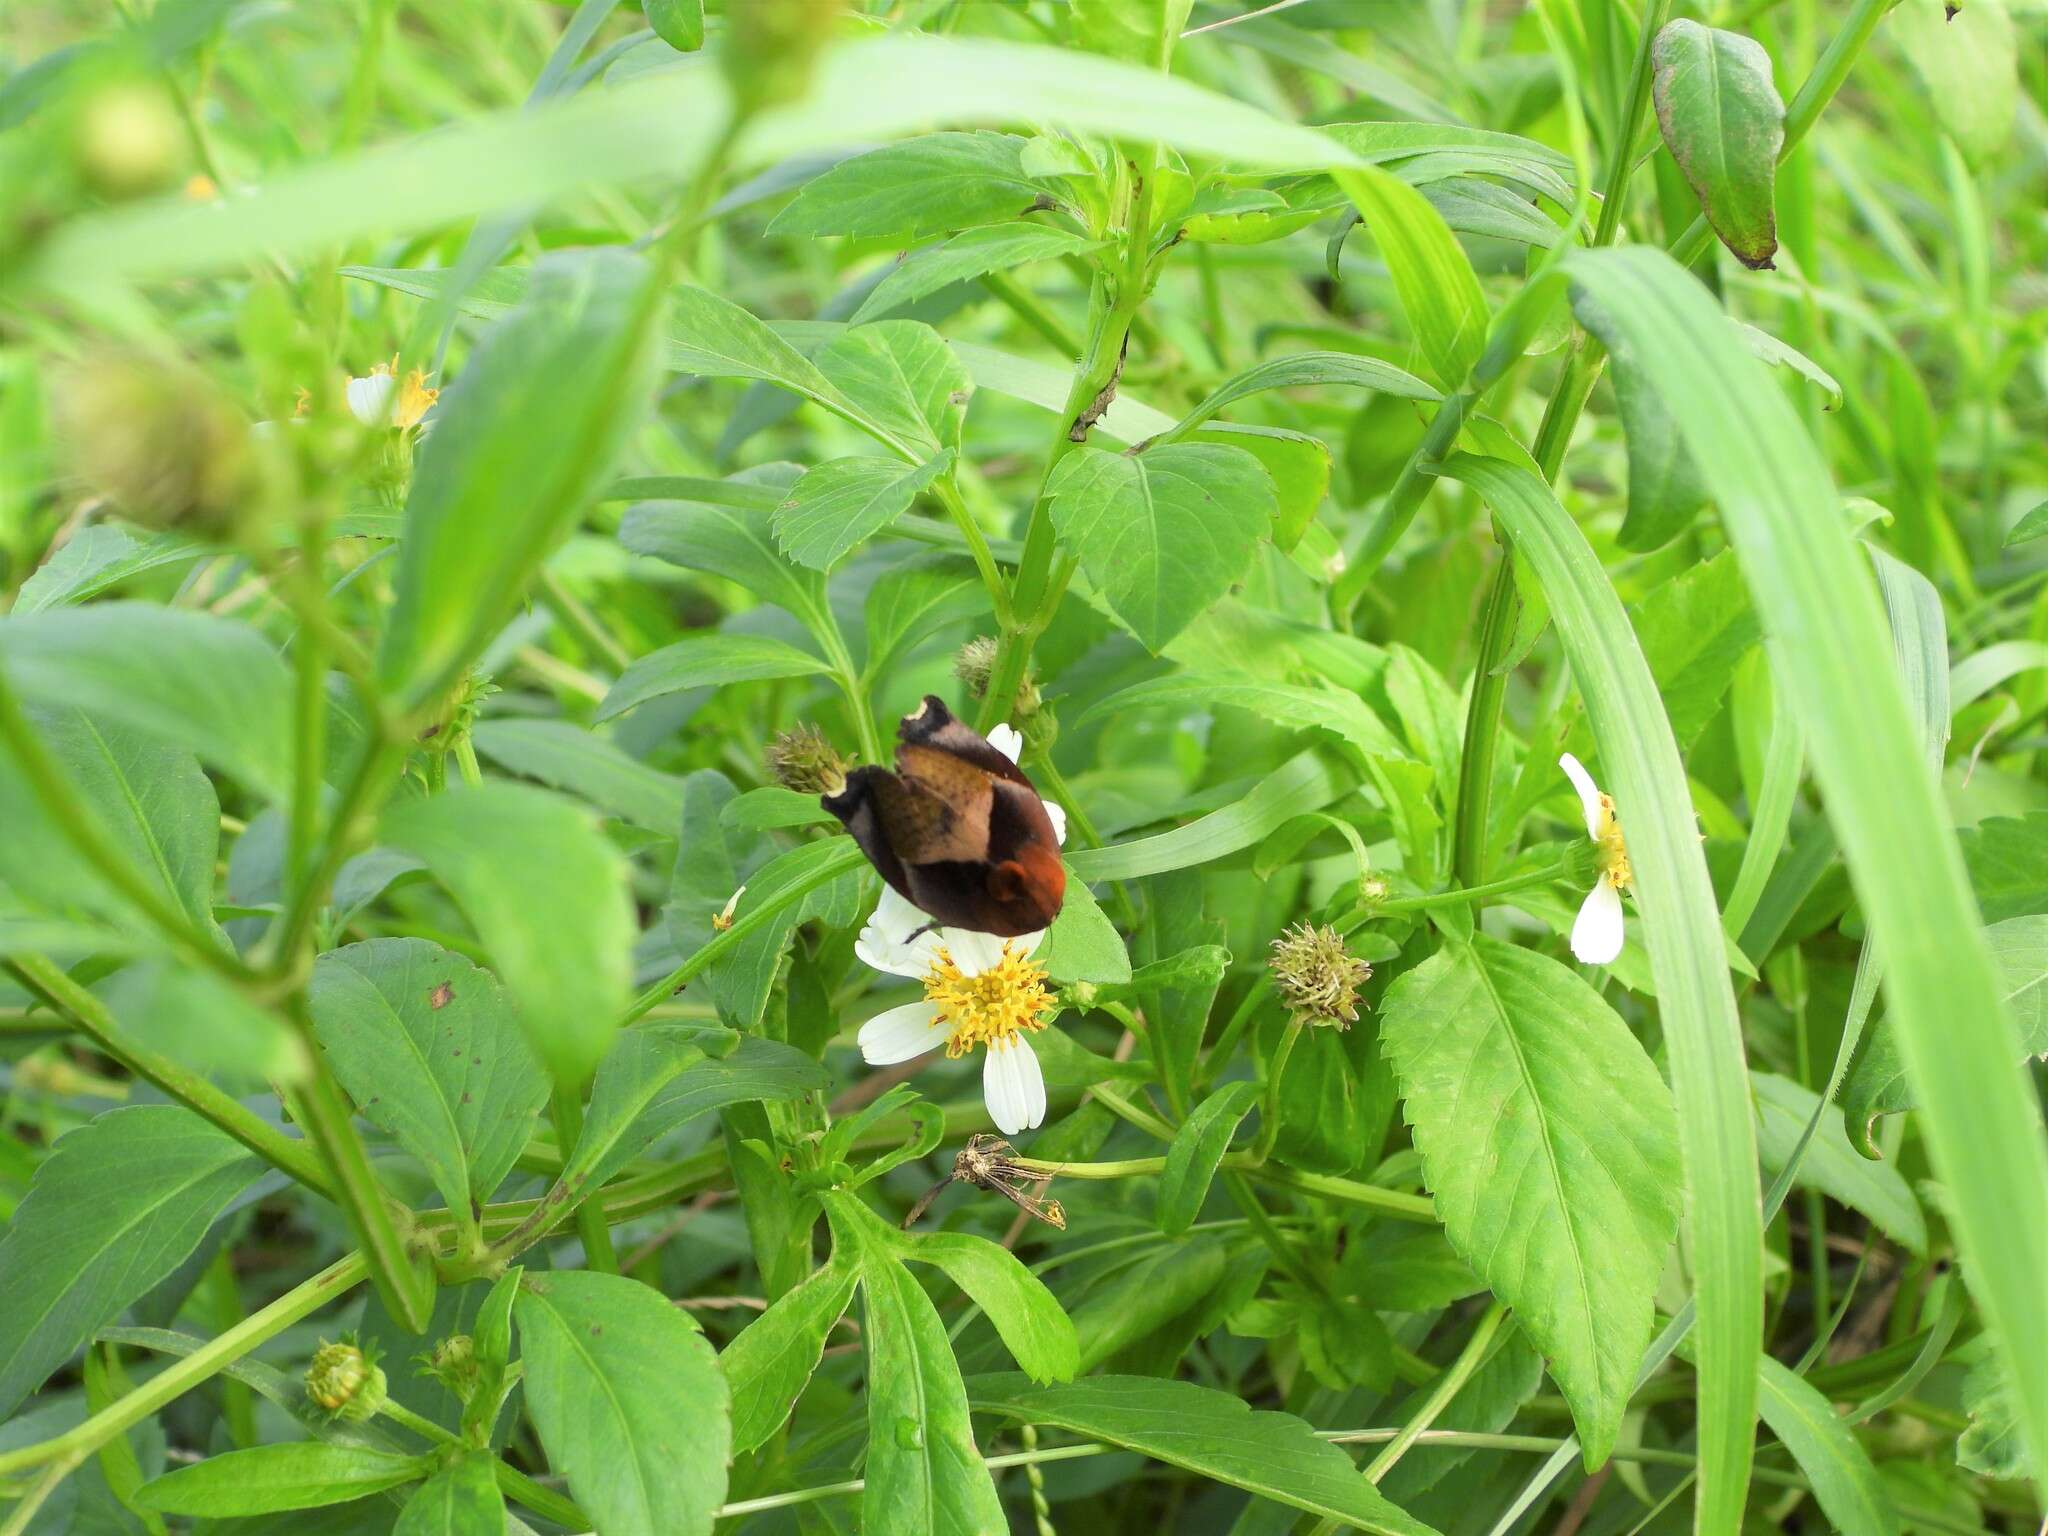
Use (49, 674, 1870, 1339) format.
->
(380, 248, 658, 709)
(769, 132, 1046, 243)
(597, 632, 830, 721)
(1157, 1079, 1261, 1234)
(471, 719, 686, 830)
(134, 1445, 430, 1516)
(970, 1375, 1441, 1536)
(773, 452, 952, 571)
(515, 1271, 729, 1536)
(1633, 549, 1762, 745)
(814, 321, 972, 460)
(1651, 21, 1786, 269)
(1379, 935, 1681, 1465)
(0, 1107, 265, 1420)
(384, 783, 633, 1087)
(0, 605, 293, 799)
(309, 938, 550, 1218)
(721, 1260, 859, 1456)
(1957, 813, 2048, 923)
(1046, 443, 1274, 652)
(852, 225, 1103, 323)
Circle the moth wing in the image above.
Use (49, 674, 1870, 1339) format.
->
(898, 696, 1033, 787)
(872, 757, 991, 865)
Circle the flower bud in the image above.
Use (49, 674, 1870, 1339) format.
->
(58, 353, 251, 538)
(1357, 875, 1389, 908)
(954, 635, 1043, 722)
(1268, 921, 1372, 1030)
(73, 79, 181, 200)
(418, 1334, 480, 1402)
(768, 723, 848, 796)
(306, 1339, 387, 1422)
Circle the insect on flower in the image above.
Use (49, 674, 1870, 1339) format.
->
(1559, 752, 1632, 965)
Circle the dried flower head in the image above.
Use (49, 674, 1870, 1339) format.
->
(1269, 922, 1373, 1030)
(306, 1337, 387, 1422)
(954, 635, 1043, 721)
(767, 723, 848, 796)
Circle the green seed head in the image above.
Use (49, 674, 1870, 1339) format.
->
(1268, 922, 1372, 1030)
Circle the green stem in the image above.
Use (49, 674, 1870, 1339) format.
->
(0, 1254, 369, 1478)
(980, 269, 1084, 357)
(932, 478, 1011, 627)
(266, 731, 407, 973)
(548, 1090, 619, 1273)
(283, 1063, 435, 1332)
(0, 670, 252, 982)
(4, 954, 335, 1198)
(1366, 1302, 1509, 1480)
(288, 524, 328, 905)
(1009, 1152, 1436, 1222)
(1255, 1017, 1303, 1161)
(536, 566, 633, 674)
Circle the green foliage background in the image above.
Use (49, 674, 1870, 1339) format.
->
(1, 0, 2045, 1533)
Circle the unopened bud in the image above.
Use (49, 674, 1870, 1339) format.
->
(954, 635, 1043, 721)
(1269, 922, 1372, 1030)
(306, 1339, 387, 1422)
(768, 723, 848, 796)
(58, 354, 251, 538)
(74, 80, 181, 199)
(418, 1334, 479, 1401)
(1358, 875, 1389, 907)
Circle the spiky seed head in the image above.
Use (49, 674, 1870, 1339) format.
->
(1269, 922, 1373, 1030)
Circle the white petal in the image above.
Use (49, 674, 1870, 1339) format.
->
(1559, 752, 1605, 841)
(1044, 799, 1067, 847)
(871, 884, 933, 943)
(858, 1002, 949, 1065)
(983, 1036, 1046, 1135)
(345, 373, 396, 426)
(1011, 926, 1048, 961)
(855, 921, 943, 980)
(941, 927, 1007, 977)
(1570, 880, 1626, 965)
(988, 723, 1023, 763)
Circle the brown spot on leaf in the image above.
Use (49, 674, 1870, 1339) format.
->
(430, 981, 454, 1009)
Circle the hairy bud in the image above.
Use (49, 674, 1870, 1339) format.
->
(1268, 922, 1372, 1030)
(767, 723, 848, 796)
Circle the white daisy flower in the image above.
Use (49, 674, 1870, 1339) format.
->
(853, 723, 1065, 1136)
(344, 357, 437, 429)
(1559, 752, 1632, 966)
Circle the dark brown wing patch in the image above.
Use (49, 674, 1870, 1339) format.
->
(868, 763, 989, 865)
(898, 695, 1031, 787)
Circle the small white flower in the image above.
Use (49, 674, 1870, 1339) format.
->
(1560, 752, 1632, 966)
(344, 357, 437, 429)
(853, 723, 1066, 1136)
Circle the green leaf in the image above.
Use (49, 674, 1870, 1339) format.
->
(515, 1270, 729, 1536)
(9, 522, 205, 614)
(2004, 499, 2048, 548)
(1379, 1331, 1544, 1504)
(1158, 1079, 1262, 1234)
(1065, 748, 1354, 881)
(769, 132, 1046, 242)
(1842, 915, 2048, 1154)
(470, 719, 685, 831)
(1045, 443, 1274, 652)
(309, 938, 550, 1218)
(1442, 450, 1763, 1516)
(861, 554, 985, 679)
(970, 1375, 1440, 1536)
(851, 225, 1103, 323)
(1891, 0, 2017, 167)
(1070, 0, 1193, 68)
(0, 1106, 264, 1419)
(1034, 877, 1131, 984)
(598, 632, 830, 721)
(1081, 674, 1404, 759)
(620, 497, 826, 621)
(1069, 1236, 1228, 1372)
(0, 604, 293, 799)
(1379, 935, 1681, 1465)
(1155, 351, 1437, 447)
(567, 1028, 829, 1195)
(696, 838, 868, 1030)
(133, 1444, 430, 1516)
(1757, 1356, 1899, 1536)
(772, 452, 953, 572)
(383, 783, 633, 1087)
(1633, 550, 1762, 746)
(887, 1228, 1079, 1384)
(1957, 1347, 2032, 1482)
(1752, 1072, 1925, 1254)
(380, 248, 659, 709)
(814, 321, 972, 460)
(1344, 1227, 1485, 1314)
(1958, 812, 2048, 923)
(720, 1259, 859, 1456)
(392, 1453, 505, 1536)
(0, 705, 222, 946)
(644, 0, 701, 52)
(1330, 167, 1488, 387)
(1650, 21, 1786, 269)
(825, 1198, 1007, 1536)
(98, 959, 300, 1085)
(1572, 286, 1710, 551)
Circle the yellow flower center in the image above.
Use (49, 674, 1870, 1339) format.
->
(370, 356, 440, 429)
(1595, 793, 1633, 891)
(923, 943, 1053, 1057)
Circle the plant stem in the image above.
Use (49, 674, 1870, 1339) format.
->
(288, 523, 329, 904)
(548, 1089, 619, 1273)
(1366, 1302, 1510, 1480)
(980, 269, 1084, 356)
(0, 1254, 369, 1478)
(1008, 1152, 1436, 1222)
(3, 954, 335, 1198)
(1255, 1017, 1302, 1161)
